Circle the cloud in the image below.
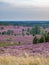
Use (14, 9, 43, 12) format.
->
(0, 1, 49, 20)
(0, 0, 49, 7)
(0, 0, 33, 7)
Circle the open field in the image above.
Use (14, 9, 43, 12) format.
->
(0, 55, 49, 65)
(0, 22, 49, 65)
(0, 35, 33, 44)
(0, 42, 49, 57)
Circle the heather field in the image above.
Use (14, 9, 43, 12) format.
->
(0, 42, 49, 57)
(0, 23, 49, 65)
(0, 0, 49, 63)
(0, 42, 49, 65)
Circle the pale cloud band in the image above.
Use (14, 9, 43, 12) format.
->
(0, 0, 49, 7)
(0, 0, 49, 20)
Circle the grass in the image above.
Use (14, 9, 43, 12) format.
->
(0, 42, 20, 47)
(0, 55, 49, 65)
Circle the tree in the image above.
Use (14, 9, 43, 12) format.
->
(39, 35, 45, 43)
(0, 32, 1, 35)
(30, 26, 41, 35)
(26, 28, 30, 35)
(22, 29, 25, 36)
(33, 36, 39, 44)
(27, 28, 30, 32)
(48, 32, 49, 35)
(6, 30, 14, 35)
(45, 35, 49, 42)
(41, 30, 48, 42)
(26, 32, 30, 35)
(1, 27, 4, 30)
(2, 31, 6, 35)
(7, 38, 12, 41)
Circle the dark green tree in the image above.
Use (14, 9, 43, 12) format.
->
(39, 35, 45, 43)
(1, 27, 4, 30)
(22, 29, 25, 36)
(33, 36, 39, 44)
(0, 32, 1, 35)
(27, 28, 30, 32)
(6, 30, 14, 35)
(2, 31, 6, 35)
(30, 26, 41, 35)
(45, 35, 49, 42)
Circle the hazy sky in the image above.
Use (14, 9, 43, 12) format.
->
(0, 0, 49, 21)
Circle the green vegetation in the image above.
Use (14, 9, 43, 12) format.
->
(6, 30, 14, 35)
(0, 21, 49, 27)
(0, 30, 14, 35)
(45, 35, 49, 42)
(26, 25, 41, 36)
(2, 31, 6, 35)
(33, 36, 39, 44)
(22, 29, 25, 36)
(39, 35, 45, 43)
(7, 38, 12, 41)
(0, 42, 20, 47)
(0, 27, 4, 30)
(33, 32, 49, 44)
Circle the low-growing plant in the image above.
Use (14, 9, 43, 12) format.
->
(39, 35, 45, 43)
(33, 36, 39, 44)
(14, 34, 17, 36)
(2, 31, 6, 35)
(7, 38, 12, 41)
(0, 32, 1, 35)
(26, 32, 30, 35)
(45, 35, 49, 42)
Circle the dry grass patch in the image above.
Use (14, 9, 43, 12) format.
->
(0, 55, 49, 65)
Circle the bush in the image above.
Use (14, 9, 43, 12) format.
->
(14, 34, 17, 36)
(22, 29, 25, 36)
(1, 27, 4, 30)
(39, 35, 45, 43)
(7, 38, 12, 41)
(0, 32, 1, 35)
(30, 26, 41, 35)
(6, 30, 14, 35)
(33, 36, 39, 44)
(45, 35, 49, 42)
(2, 31, 6, 35)
(26, 32, 30, 35)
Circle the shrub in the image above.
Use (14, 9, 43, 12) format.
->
(33, 34, 35, 36)
(7, 38, 12, 41)
(16, 42, 21, 46)
(30, 26, 41, 35)
(45, 35, 49, 42)
(26, 32, 30, 35)
(39, 35, 45, 43)
(0, 32, 1, 35)
(33, 36, 39, 44)
(1, 27, 4, 30)
(2, 31, 6, 35)
(22, 29, 25, 36)
(14, 34, 17, 36)
(6, 30, 14, 35)
(18, 41, 21, 45)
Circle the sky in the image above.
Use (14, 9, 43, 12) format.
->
(0, 0, 49, 21)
